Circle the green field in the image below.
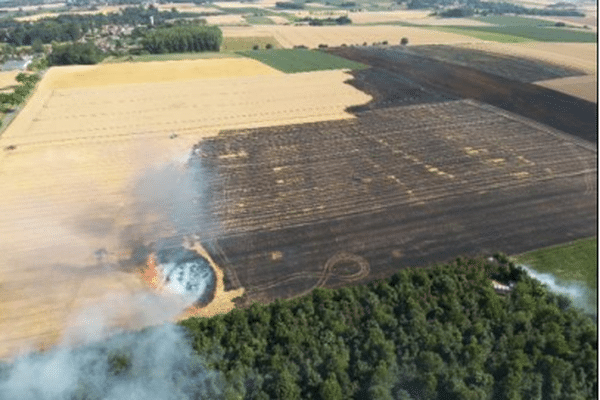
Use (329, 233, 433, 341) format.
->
(431, 26, 534, 42)
(243, 15, 275, 24)
(512, 237, 597, 313)
(472, 15, 558, 26)
(221, 36, 282, 51)
(103, 51, 240, 63)
(435, 24, 596, 42)
(238, 48, 368, 73)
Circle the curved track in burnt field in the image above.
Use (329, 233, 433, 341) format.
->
(196, 100, 596, 303)
(327, 46, 597, 144)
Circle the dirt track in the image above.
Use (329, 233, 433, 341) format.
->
(196, 100, 597, 302)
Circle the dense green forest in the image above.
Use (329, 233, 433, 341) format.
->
(47, 42, 106, 65)
(142, 25, 222, 54)
(177, 256, 596, 400)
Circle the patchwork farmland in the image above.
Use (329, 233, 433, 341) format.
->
(0, 42, 596, 360)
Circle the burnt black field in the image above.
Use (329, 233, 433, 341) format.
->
(192, 98, 597, 304)
(328, 45, 597, 143)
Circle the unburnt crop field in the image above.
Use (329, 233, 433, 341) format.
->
(514, 238, 597, 294)
(239, 49, 368, 73)
(221, 35, 282, 51)
(438, 24, 597, 43)
(457, 42, 597, 75)
(228, 24, 487, 48)
(195, 100, 597, 303)
(425, 16, 597, 43)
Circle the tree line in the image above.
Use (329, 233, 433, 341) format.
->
(141, 24, 222, 54)
(275, 2, 305, 9)
(0, 6, 205, 46)
(297, 16, 352, 26)
(171, 255, 597, 399)
(0, 72, 41, 124)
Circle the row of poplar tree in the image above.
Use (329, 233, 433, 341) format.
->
(141, 25, 222, 54)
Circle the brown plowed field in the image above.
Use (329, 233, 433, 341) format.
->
(327, 45, 597, 143)
(194, 100, 597, 302)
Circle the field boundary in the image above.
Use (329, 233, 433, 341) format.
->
(0, 69, 48, 139)
(513, 236, 597, 258)
(464, 99, 598, 152)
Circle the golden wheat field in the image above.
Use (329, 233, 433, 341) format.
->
(226, 25, 485, 48)
(205, 14, 247, 25)
(0, 57, 371, 360)
(535, 75, 597, 103)
(221, 26, 275, 37)
(0, 71, 18, 90)
(155, 3, 221, 13)
(40, 58, 279, 89)
(14, 13, 57, 22)
(458, 42, 597, 75)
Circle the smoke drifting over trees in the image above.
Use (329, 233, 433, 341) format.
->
(520, 265, 596, 316)
(0, 325, 223, 400)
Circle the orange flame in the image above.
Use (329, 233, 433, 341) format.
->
(140, 253, 163, 290)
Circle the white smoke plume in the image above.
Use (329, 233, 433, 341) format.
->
(0, 324, 223, 400)
(0, 150, 225, 398)
(129, 153, 218, 244)
(60, 291, 197, 348)
(519, 264, 597, 316)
